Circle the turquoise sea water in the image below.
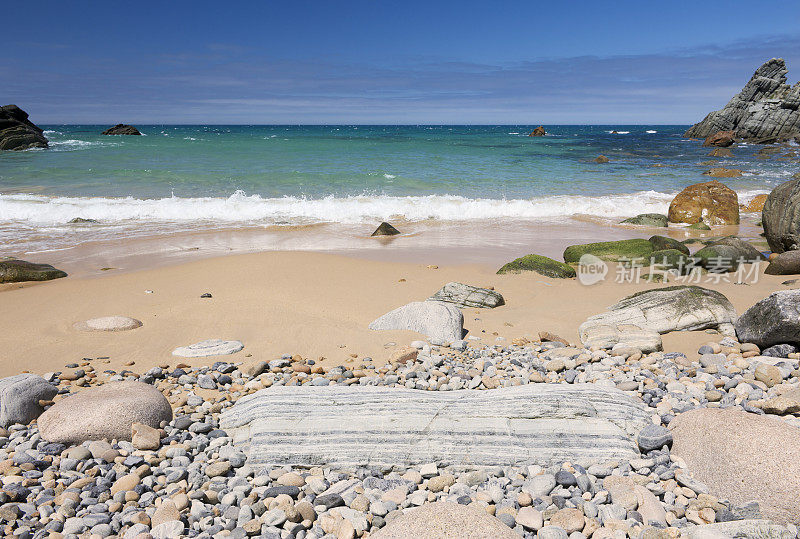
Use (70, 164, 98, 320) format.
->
(0, 125, 789, 253)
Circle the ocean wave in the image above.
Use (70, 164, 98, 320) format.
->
(646, 130, 657, 134)
(48, 139, 114, 151)
(0, 190, 682, 225)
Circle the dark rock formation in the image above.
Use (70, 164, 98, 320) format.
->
(736, 290, 800, 348)
(563, 239, 654, 264)
(528, 126, 545, 137)
(702, 130, 735, 147)
(766, 250, 800, 275)
(101, 124, 142, 135)
(0, 260, 67, 283)
(763, 178, 800, 253)
(594, 155, 610, 163)
(0, 105, 48, 151)
(685, 58, 800, 143)
(692, 237, 766, 272)
(649, 235, 690, 255)
(496, 254, 576, 278)
(620, 213, 668, 227)
(371, 222, 400, 236)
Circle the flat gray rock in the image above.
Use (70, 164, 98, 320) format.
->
(736, 290, 800, 348)
(74, 315, 142, 332)
(428, 282, 504, 309)
(579, 286, 737, 348)
(369, 301, 464, 344)
(220, 384, 650, 470)
(38, 381, 172, 444)
(172, 339, 244, 357)
(0, 374, 57, 428)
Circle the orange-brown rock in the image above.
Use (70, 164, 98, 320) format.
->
(702, 130, 735, 147)
(528, 126, 545, 137)
(703, 167, 743, 178)
(668, 180, 740, 225)
(594, 155, 610, 163)
(741, 194, 768, 213)
(707, 147, 733, 157)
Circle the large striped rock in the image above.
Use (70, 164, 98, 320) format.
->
(220, 384, 650, 470)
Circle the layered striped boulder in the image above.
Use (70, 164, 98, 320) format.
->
(219, 384, 650, 470)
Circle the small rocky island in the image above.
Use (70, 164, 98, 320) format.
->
(102, 124, 142, 135)
(686, 58, 800, 143)
(0, 105, 48, 151)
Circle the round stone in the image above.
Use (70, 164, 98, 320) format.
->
(554, 470, 577, 487)
(637, 424, 672, 452)
(172, 339, 244, 358)
(74, 316, 142, 332)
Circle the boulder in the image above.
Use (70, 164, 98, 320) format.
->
(620, 214, 668, 227)
(172, 339, 244, 357)
(219, 384, 650, 470)
(688, 222, 711, 230)
(579, 286, 737, 345)
(735, 290, 800, 348)
(648, 235, 690, 255)
(372, 502, 519, 539)
(101, 124, 141, 135)
(667, 180, 739, 225)
(670, 408, 800, 524)
(765, 250, 800, 275)
(38, 381, 172, 444)
(0, 374, 57, 428)
(428, 282, 504, 309)
(371, 222, 401, 236)
(707, 147, 733, 157)
(685, 58, 800, 143)
(702, 130, 736, 147)
(563, 239, 654, 264)
(496, 254, 576, 278)
(73, 316, 142, 332)
(0, 260, 67, 283)
(691, 237, 766, 272)
(594, 155, 610, 163)
(647, 249, 691, 274)
(529, 126, 546, 137)
(762, 178, 800, 253)
(0, 104, 48, 151)
(369, 301, 464, 344)
(741, 193, 768, 213)
(579, 324, 662, 353)
(703, 167, 743, 178)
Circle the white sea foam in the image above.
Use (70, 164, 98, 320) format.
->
(0, 190, 681, 226)
(383, 174, 396, 179)
(646, 130, 657, 134)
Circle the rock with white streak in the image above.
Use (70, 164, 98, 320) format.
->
(428, 282, 505, 309)
(220, 384, 650, 470)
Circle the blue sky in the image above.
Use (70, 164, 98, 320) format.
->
(4, 0, 800, 124)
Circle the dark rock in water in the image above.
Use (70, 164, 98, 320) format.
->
(762, 343, 798, 358)
(692, 237, 765, 272)
(763, 178, 800, 253)
(0, 105, 48, 151)
(648, 235, 690, 255)
(668, 180, 739, 225)
(703, 167, 742, 178)
(528, 126, 545, 137)
(0, 260, 67, 283)
(371, 222, 401, 236)
(496, 254, 575, 278)
(429, 282, 505, 308)
(621, 213, 668, 227)
(68, 217, 98, 224)
(702, 130, 735, 147)
(736, 290, 800, 348)
(563, 239, 653, 264)
(707, 147, 732, 157)
(685, 58, 800, 143)
(688, 222, 711, 230)
(594, 155, 610, 163)
(101, 124, 141, 135)
(765, 250, 800, 275)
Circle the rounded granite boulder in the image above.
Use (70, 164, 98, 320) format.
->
(371, 501, 518, 539)
(172, 339, 244, 357)
(73, 316, 142, 332)
(38, 381, 172, 445)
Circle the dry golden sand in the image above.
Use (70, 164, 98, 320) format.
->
(0, 246, 792, 378)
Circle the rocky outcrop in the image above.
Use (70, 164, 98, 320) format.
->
(703, 167, 742, 178)
(667, 180, 739, 225)
(762, 178, 800, 253)
(219, 385, 650, 470)
(692, 237, 766, 272)
(38, 381, 172, 444)
(369, 301, 464, 344)
(741, 193, 768, 212)
(620, 213, 667, 227)
(528, 126, 545, 137)
(428, 282, 504, 309)
(685, 58, 800, 143)
(0, 105, 48, 151)
(0, 259, 67, 283)
(702, 130, 735, 147)
(671, 408, 800, 524)
(0, 374, 57, 428)
(579, 286, 737, 347)
(594, 155, 610, 163)
(496, 254, 576, 278)
(101, 124, 141, 135)
(735, 290, 800, 348)
(563, 239, 654, 264)
(371, 222, 400, 236)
